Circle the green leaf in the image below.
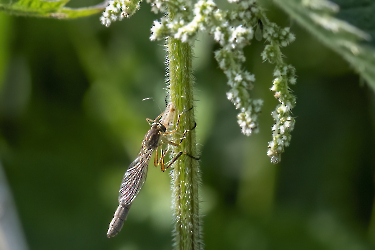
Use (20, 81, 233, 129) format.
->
(274, 0, 375, 92)
(0, 0, 106, 18)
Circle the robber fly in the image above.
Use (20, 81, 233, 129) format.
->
(107, 103, 197, 238)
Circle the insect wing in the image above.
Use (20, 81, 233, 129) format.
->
(118, 150, 153, 206)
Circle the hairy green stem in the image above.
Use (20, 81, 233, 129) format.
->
(167, 36, 202, 250)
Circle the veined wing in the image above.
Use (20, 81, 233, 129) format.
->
(118, 148, 153, 206)
(108, 148, 153, 238)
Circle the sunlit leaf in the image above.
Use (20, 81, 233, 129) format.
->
(0, 0, 106, 18)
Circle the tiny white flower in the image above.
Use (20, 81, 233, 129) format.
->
(234, 74, 242, 82)
(214, 28, 224, 43)
(250, 122, 257, 129)
(289, 77, 296, 84)
(244, 72, 255, 82)
(226, 91, 234, 100)
(238, 11, 245, 19)
(279, 125, 285, 134)
(278, 104, 288, 113)
(240, 1, 249, 8)
(255, 99, 264, 106)
(254, 104, 261, 112)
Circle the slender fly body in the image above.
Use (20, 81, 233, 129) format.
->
(107, 104, 198, 238)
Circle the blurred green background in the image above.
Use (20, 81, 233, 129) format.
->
(0, 1, 374, 250)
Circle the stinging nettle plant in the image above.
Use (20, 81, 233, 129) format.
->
(101, 0, 297, 163)
(0, 0, 374, 247)
(2, 0, 374, 249)
(101, 0, 296, 248)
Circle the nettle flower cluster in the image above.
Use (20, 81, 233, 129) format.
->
(267, 66, 296, 164)
(100, 0, 142, 27)
(100, 0, 297, 163)
(261, 25, 296, 163)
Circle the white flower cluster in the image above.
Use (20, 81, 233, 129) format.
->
(256, 18, 297, 163)
(150, 18, 169, 41)
(146, 0, 167, 14)
(227, 0, 257, 24)
(209, 1, 265, 136)
(150, 0, 216, 43)
(100, 0, 142, 27)
(267, 109, 295, 164)
(236, 99, 263, 136)
(263, 24, 295, 47)
(217, 44, 262, 136)
(267, 69, 296, 163)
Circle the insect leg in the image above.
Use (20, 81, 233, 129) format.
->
(165, 151, 200, 170)
(154, 146, 159, 167)
(163, 106, 194, 135)
(146, 110, 165, 126)
(154, 145, 170, 171)
(167, 122, 197, 145)
(162, 121, 200, 170)
(159, 106, 199, 170)
(160, 148, 167, 172)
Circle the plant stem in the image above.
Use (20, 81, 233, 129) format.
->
(167, 36, 202, 250)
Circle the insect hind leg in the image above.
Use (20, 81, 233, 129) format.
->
(165, 151, 200, 170)
(161, 106, 199, 171)
(164, 123, 199, 170)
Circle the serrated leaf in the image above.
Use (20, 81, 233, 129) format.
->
(0, 0, 106, 18)
(274, 0, 375, 92)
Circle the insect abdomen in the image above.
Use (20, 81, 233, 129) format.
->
(107, 204, 131, 238)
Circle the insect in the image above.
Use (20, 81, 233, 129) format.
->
(255, 19, 263, 41)
(107, 104, 198, 238)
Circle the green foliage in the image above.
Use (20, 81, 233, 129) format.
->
(0, 0, 106, 18)
(274, 0, 375, 92)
